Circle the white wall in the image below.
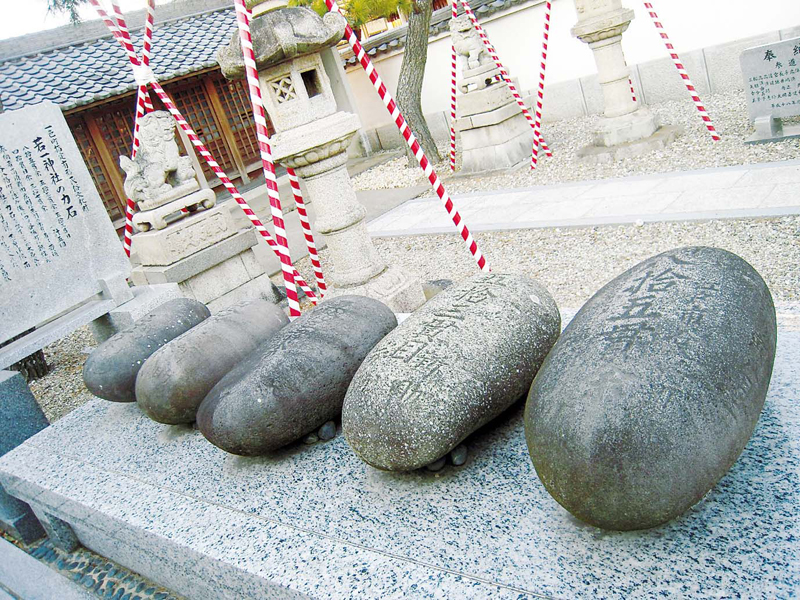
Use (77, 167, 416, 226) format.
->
(345, 0, 800, 132)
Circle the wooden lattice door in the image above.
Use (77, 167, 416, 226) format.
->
(169, 76, 238, 183)
(212, 76, 272, 168)
(66, 114, 127, 223)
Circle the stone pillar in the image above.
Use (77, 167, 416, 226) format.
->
(572, 0, 678, 162)
(218, 3, 425, 313)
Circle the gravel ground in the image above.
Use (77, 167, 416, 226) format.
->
(29, 216, 800, 422)
(351, 91, 800, 194)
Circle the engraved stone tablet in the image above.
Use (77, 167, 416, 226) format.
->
(343, 273, 561, 471)
(741, 37, 800, 122)
(0, 101, 132, 344)
(197, 296, 396, 456)
(525, 246, 777, 531)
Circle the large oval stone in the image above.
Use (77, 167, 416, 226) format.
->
(343, 273, 560, 471)
(135, 299, 288, 424)
(83, 298, 210, 402)
(196, 296, 397, 455)
(525, 246, 777, 531)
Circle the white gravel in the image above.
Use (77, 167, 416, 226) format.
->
(28, 215, 799, 422)
(351, 91, 800, 195)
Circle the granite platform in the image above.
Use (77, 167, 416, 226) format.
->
(0, 308, 798, 599)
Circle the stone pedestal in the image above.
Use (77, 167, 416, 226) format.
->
(456, 81, 533, 174)
(450, 14, 532, 174)
(572, 1, 675, 161)
(130, 205, 282, 313)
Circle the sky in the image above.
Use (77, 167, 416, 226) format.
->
(0, 0, 174, 41)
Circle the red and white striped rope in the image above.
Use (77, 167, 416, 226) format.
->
(643, 1, 720, 141)
(325, 0, 489, 272)
(448, 0, 458, 172)
(287, 168, 326, 297)
(150, 81, 317, 302)
(232, 0, 300, 318)
(530, 0, 551, 170)
(90, 0, 317, 303)
(458, 0, 553, 165)
(102, 0, 156, 257)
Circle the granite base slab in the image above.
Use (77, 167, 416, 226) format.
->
(0, 309, 798, 599)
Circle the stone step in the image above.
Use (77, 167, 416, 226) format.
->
(0, 309, 797, 599)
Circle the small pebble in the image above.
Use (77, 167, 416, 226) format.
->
(318, 421, 336, 441)
(426, 457, 446, 472)
(303, 433, 319, 444)
(450, 444, 468, 466)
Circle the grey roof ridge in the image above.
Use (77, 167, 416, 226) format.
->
(0, 4, 234, 65)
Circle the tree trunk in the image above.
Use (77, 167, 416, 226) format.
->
(396, 0, 441, 164)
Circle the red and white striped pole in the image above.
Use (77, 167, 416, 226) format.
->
(232, 0, 300, 319)
(324, 0, 489, 272)
(628, 77, 637, 104)
(448, 0, 458, 172)
(287, 169, 326, 297)
(643, 1, 720, 141)
(109, 0, 155, 257)
(149, 81, 317, 304)
(458, 0, 553, 165)
(89, 0, 317, 305)
(530, 0, 551, 170)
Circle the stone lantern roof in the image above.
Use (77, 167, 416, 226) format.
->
(217, 8, 347, 79)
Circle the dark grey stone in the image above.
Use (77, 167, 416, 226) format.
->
(525, 246, 777, 531)
(0, 370, 48, 543)
(83, 299, 210, 402)
(425, 457, 446, 472)
(450, 444, 468, 467)
(343, 273, 560, 471)
(197, 296, 397, 456)
(135, 299, 288, 424)
(317, 420, 336, 441)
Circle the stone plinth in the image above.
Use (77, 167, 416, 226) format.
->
(131, 206, 281, 313)
(572, 0, 674, 160)
(0, 306, 798, 598)
(456, 81, 534, 174)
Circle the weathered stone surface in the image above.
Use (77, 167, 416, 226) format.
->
(135, 299, 289, 425)
(83, 299, 210, 402)
(525, 246, 777, 531)
(197, 296, 396, 455)
(343, 273, 560, 471)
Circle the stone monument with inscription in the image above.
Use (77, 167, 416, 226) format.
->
(0, 101, 178, 544)
(217, 0, 425, 312)
(571, 0, 678, 162)
(128, 111, 282, 312)
(450, 15, 533, 173)
(740, 36, 800, 143)
(0, 101, 136, 367)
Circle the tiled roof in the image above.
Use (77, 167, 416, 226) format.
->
(0, 8, 237, 112)
(0, 0, 533, 112)
(341, 0, 532, 66)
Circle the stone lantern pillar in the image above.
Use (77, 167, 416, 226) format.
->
(572, 0, 677, 161)
(218, 2, 425, 313)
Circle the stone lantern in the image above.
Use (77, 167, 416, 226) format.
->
(218, 1, 425, 313)
(572, 0, 678, 162)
